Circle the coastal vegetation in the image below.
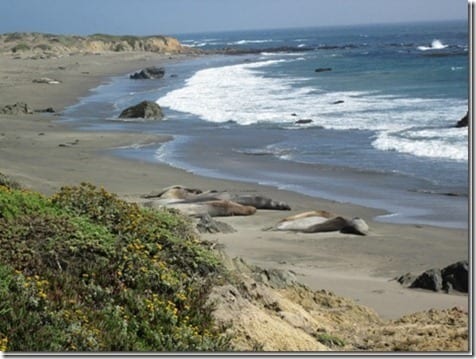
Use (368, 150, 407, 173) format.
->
(0, 32, 196, 57)
(0, 180, 230, 351)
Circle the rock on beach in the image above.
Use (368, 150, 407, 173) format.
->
(129, 66, 165, 79)
(118, 100, 164, 120)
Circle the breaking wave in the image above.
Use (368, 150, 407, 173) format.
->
(158, 59, 467, 161)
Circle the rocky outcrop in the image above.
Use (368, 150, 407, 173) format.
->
(196, 214, 236, 234)
(118, 100, 164, 120)
(129, 66, 165, 79)
(455, 112, 468, 127)
(209, 250, 468, 351)
(398, 260, 468, 293)
(0, 102, 33, 115)
(441, 261, 468, 292)
(410, 268, 443, 292)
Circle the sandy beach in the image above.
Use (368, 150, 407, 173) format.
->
(0, 50, 468, 320)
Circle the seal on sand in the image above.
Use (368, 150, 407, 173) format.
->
(142, 186, 290, 211)
(271, 211, 369, 235)
(232, 195, 291, 210)
(277, 210, 335, 222)
(166, 200, 256, 217)
(141, 185, 203, 199)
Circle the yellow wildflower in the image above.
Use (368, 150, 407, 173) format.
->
(0, 337, 8, 352)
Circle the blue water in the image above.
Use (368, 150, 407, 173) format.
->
(63, 20, 469, 228)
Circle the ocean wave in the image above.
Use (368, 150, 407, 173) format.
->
(417, 39, 448, 51)
(227, 39, 276, 45)
(234, 144, 294, 158)
(372, 130, 467, 161)
(157, 59, 467, 161)
(260, 51, 308, 57)
(185, 42, 208, 48)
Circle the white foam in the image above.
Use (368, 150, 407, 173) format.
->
(185, 42, 208, 48)
(158, 59, 311, 125)
(372, 131, 467, 161)
(260, 51, 308, 57)
(157, 59, 467, 161)
(417, 39, 448, 51)
(228, 39, 276, 45)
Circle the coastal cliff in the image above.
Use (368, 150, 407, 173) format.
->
(0, 32, 199, 57)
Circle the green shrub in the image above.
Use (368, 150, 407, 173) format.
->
(315, 332, 346, 347)
(34, 43, 52, 51)
(4, 33, 24, 42)
(0, 172, 22, 190)
(0, 183, 230, 351)
(0, 186, 59, 220)
(11, 43, 30, 52)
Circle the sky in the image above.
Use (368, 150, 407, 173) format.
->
(0, 0, 468, 36)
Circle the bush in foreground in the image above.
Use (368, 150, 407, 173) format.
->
(0, 182, 230, 351)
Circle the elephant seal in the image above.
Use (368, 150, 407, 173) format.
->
(301, 216, 350, 233)
(232, 195, 291, 210)
(271, 211, 369, 235)
(341, 217, 369, 235)
(277, 210, 335, 223)
(303, 216, 369, 235)
(142, 185, 203, 199)
(273, 215, 331, 231)
(166, 200, 256, 217)
(179, 191, 232, 203)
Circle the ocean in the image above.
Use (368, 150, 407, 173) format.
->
(63, 20, 469, 229)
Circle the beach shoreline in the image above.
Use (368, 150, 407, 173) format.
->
(0, 50, 468, 319)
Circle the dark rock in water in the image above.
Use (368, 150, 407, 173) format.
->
(291, 113, 297, 117)
(332, 100, 344, 105)
(410, 268, 443, 292)
(119, 101, 164, 120)
(129, 66, 165, 80)
(441, 260, 468, 293)
(315, 67, 332, 73)
(455, 111, 468, 127)
(0, 102, 33, 115)
(421, 52, 466, 58)
(196, 214, 236, 234)
(295, 119, 313, 125)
